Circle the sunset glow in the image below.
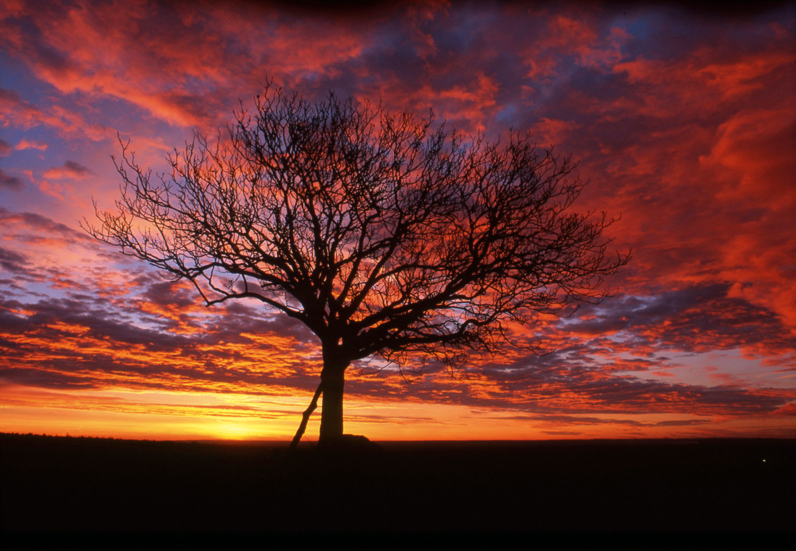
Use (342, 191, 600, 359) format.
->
(1, 1, 794, 441)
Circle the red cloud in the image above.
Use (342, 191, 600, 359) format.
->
(0, 1, 793, 439)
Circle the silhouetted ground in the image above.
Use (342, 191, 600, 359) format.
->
(1, 433, 793, 532)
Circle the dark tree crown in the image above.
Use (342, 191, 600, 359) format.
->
(86, 86, 629, 374)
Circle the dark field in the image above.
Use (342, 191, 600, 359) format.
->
(1, 433, 793, 532)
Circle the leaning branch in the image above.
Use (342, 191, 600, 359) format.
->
(289, 380, 324, 452)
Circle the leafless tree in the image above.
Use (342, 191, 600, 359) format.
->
(86, 86, 629, 448)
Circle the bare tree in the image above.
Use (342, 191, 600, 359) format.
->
(86, 86, 628, 448)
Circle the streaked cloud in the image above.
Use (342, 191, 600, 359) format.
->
(0, 0, 793, 439)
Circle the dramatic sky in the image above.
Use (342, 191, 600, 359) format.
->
(1, 0, 794, 441)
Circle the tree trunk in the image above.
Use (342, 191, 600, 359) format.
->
(319, 368, 344, 442)
(318, 345, 348, 443)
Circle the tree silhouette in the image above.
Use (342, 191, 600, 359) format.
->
(86, 86, 628, 448)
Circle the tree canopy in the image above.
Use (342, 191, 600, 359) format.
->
(87, 87, 629, 446)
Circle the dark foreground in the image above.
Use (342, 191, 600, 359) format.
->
(1, 433, 793, 532)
